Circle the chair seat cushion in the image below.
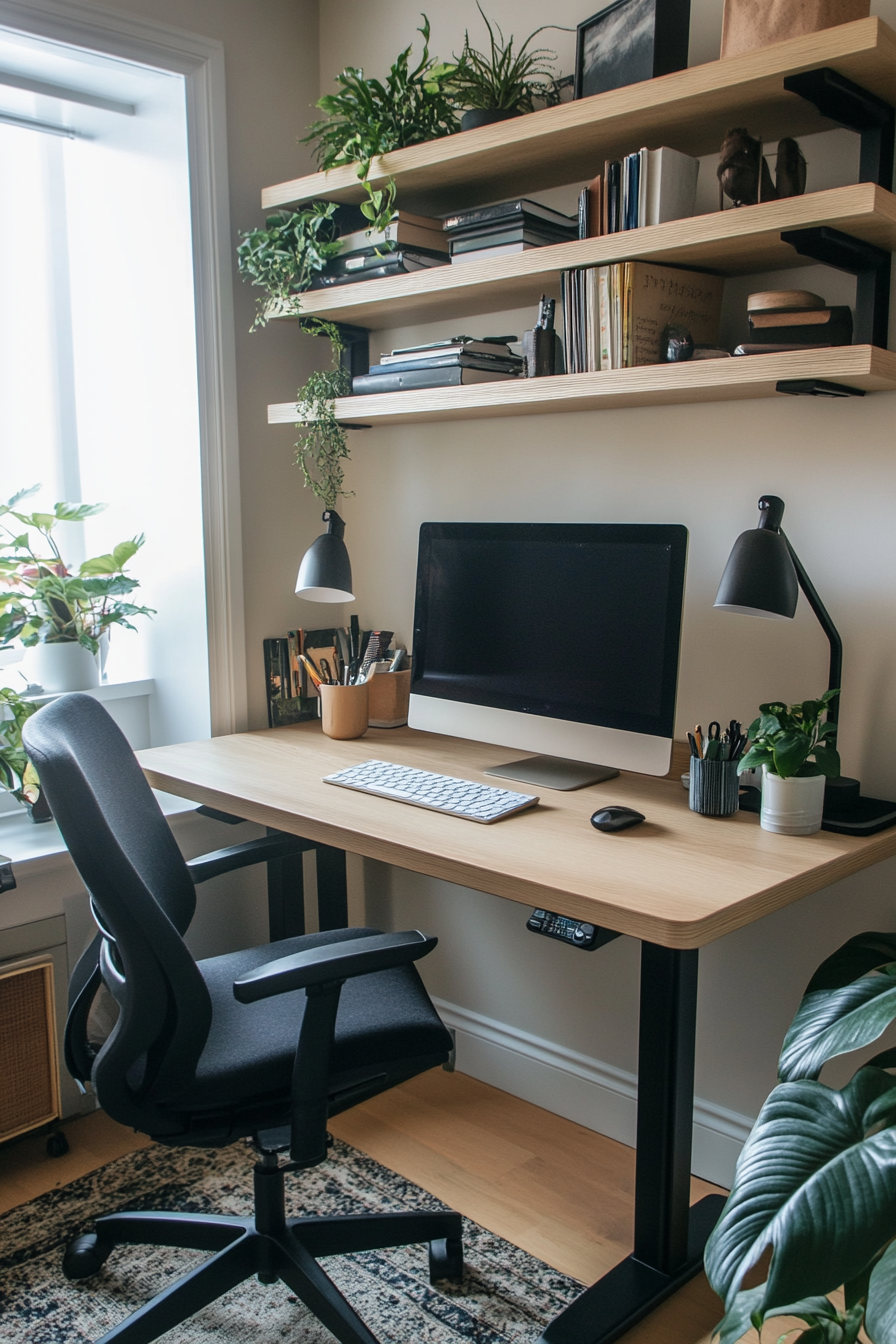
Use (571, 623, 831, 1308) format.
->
(164, 928, 451, 1110)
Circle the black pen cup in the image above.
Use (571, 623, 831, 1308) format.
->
(689, 757, 739, 816)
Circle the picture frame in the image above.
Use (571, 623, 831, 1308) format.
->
(574, 0, 691, 100)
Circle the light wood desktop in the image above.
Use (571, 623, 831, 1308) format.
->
(137, 722, 896, 1344)
(140, 721, 896, 950)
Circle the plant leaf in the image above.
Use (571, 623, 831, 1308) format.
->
(704, 1068, 896, 1313)
(780, 976, 896, 1081)
(807, 934, 896, 993)
(865, 1239, 896, 1343)
(773, 731, 811, 779)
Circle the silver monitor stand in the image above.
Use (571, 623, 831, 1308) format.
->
(484, 755, 619, 791)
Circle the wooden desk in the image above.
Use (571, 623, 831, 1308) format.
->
(139, 722, 896, 1344)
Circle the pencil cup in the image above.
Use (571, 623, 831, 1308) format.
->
(688, 757, 739, 817)
(367, 669, 412, 728)
(319, 683, 369, 740)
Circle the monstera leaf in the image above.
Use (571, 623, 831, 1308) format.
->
(705, 1068, 896, 1321)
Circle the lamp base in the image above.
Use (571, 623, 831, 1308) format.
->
(738, 780, 896, 836)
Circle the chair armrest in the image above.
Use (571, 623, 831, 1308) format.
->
(233, 930, 436, 1003)
(187, 832, 315, 884)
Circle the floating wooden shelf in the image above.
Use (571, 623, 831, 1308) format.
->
(268, 347, 896, 427)
(288, 184, 896, 329)
(263, 19, 896, 216)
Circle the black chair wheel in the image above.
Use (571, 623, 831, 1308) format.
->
(429, 1235, 464, 1285)
(46, 1131, 69, 1158)
(63, 1233, 113, 1281)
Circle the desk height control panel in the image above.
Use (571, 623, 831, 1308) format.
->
(526, 909, 620, 951)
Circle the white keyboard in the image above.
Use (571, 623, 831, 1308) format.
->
(323, 759, 539, 823)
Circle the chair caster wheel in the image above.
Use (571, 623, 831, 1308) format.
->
(46, 1131, 69, 1158)
(63, 1234, 112, 1280)
(429, 1235, 463, 1285)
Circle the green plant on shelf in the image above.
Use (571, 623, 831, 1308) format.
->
(0, 487, 154, 656)
(302, 15, 459, 235)
(738, 691, 841, 779)
(294, 321, 354, 510)
(450, 4, 563, 114)
(236, 201, 343, 329)
(0, 686, 39, 806)
(706, 928, 896, 1344)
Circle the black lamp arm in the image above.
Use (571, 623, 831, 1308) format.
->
(781, 530, 843, 726)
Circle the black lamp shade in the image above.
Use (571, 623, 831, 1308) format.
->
(295, 509, 355, 603)
(714, 527, 798, 619)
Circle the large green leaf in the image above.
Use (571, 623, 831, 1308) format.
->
(779, 972, 896, 1081)
(806, 934, 896, 992)
(865, 1240, 896, 1343)
(704, 1068, 896, 1313)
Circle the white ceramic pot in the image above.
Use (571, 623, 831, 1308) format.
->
(760, 767, 825, 835)
(21, 641, 99, 693)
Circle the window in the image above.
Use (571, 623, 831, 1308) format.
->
(0, 21, 224, 752)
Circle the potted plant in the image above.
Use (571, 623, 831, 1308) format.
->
(0, 687, 49, 821)
(706, 927, 896, 1343)
(301, 16, 460, 234)
(737, 691, 840, 834)
(451, 5, 563, 130)
(0, 487, 154, 694)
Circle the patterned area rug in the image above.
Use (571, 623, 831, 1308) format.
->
(0, 1137, 583, 1342)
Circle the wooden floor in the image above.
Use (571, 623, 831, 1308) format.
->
(0, 1071, 737, 1344)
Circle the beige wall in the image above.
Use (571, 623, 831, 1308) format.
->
(314, 0, 896, 1180)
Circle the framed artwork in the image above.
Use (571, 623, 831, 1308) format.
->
(575, 0, 691, 100)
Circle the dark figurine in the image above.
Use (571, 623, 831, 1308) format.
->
(662, 324, 694, 362)
(718, 128, 807, 208)
(718, 127, 775, 207)
(775, 137, 807, 199)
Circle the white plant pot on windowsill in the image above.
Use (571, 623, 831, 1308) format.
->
(760, 766, 826, 836)
(21, 641, 99, 694)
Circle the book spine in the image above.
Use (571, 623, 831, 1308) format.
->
(598, 266, 610, 372)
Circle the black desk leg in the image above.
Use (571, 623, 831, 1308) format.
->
(315, 844, 348, 931)
(539, 942, 726, 1344)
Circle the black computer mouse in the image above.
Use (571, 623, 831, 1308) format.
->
(590, 805, 646, 833)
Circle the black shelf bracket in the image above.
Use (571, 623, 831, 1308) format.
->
(776, 378, 866, 397)
(781, 225, 891, 348)
(783, 67, 895, 189)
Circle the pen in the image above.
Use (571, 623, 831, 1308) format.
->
(688, 732, 699, 759)
(299, 654, 323, 689)
(350, 614, 360, 666)
(695, 725, 704, 759)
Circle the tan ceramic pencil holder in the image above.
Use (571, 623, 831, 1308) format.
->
(319, 682, 369, 740)
(367, 669, 411, 728)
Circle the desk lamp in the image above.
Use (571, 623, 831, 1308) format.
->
(715, 495, 896, 834)
(295, 508, 355, 603)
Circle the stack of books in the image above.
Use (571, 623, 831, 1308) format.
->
(736, 291, 853, 355)
(309, 210, 449, 288)
(352, 336, 525, 395)
(442, 199, 577, 265)
(561, 261, 724, 372)
(576, 147, 700, 238)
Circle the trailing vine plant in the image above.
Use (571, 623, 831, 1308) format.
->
(294, 321, 354, 510)
(236, 201, 342, 329)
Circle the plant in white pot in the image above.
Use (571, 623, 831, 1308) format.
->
(0, 487, 154, 693)
(738, 691, 840, 835)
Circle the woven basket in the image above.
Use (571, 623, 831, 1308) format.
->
(721, 0, 870, 59)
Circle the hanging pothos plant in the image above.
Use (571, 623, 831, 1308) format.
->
(294, 321, 354, 510)
(236, 201, 343, 329)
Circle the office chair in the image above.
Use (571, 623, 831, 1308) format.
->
(23, 694, 463, 1344)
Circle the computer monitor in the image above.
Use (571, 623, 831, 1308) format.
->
(408, 522, 688, 787)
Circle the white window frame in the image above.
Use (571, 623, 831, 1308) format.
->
(0, 0, 247, 735)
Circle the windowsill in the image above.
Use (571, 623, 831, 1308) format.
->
(22, 678, 155, 706)
(0, 791, 199, 873)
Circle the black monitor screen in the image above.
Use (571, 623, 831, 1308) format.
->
(411, 522, 688, 738)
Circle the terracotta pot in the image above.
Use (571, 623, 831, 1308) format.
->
(760, 767, 826, 835)
(460, 108, 522, 132)
(21, 641, 99, 693)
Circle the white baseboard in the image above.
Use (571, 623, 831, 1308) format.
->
(433, 997, 753, 1190)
